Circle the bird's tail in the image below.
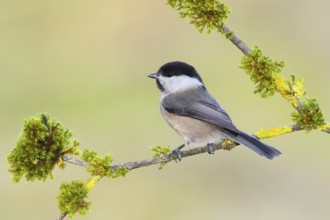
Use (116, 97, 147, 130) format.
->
(232, 130, 281, 160)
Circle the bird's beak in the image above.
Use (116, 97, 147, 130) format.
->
(148, 73, 157, 79)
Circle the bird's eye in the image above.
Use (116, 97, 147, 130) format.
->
(167, 72, 173, 77)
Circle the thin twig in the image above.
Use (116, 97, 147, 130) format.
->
(323, 127, 330, 133)
(56, 213, 67, 220)
(61, 124, 328, 172)
(220, 25, 251, 55)
(110, 141, 236, 170)
(62, 141, 237, 171)
(108, 124, 328, 170)
(284, 123, 329, 134)
(61, 155, 93, 168)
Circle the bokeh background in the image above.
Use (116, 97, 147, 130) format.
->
(1, 1, 329, 219)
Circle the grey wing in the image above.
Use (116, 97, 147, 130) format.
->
(162, 87, 240, 133)
(162, 88, 282, 159)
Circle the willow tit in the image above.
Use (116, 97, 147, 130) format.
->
(148, 61, 281, 160)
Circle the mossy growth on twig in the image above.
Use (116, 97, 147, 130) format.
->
(167, 0, 328, 135)
(240, 46, 285, 98)
(292, 98, 326, 132)
(7, 113, 80, 182)
(150, 146, 171, 158)
(81, 149, 128, 178)
(167, 0, 231, 33)
(274, 75, 325, 131)
(57, 180, 91, 218)
(150, 146, 171, 170)
(241, 47, 326, 131)
(274, 74, 305, 108)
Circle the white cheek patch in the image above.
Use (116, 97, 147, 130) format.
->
(159, 75, 203, 93)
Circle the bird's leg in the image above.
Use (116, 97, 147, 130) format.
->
(207, 142, 215, 155)
(170, 144, 185, 162)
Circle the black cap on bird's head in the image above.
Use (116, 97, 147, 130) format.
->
(148, 61, 204, 84)
(148, 61, 205, 93)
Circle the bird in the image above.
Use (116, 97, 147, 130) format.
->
(148, 61, 281, 161)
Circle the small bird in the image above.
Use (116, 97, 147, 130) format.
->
(148, 61, 281, 160)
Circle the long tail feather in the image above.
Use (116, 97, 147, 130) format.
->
(223, 129, 281, 159)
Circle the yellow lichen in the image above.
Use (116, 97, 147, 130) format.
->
(86, 176, 101, 190)
(274, 76, 293, 104)
(256, 126, 292, 139)
(274, 75, 302, 108)
(292, 77, 305, 100)
(274, 76, 287, 95)
(57, 157, 65, 169)
(222, 139, 235, 150)
(316, 123, 330, 132)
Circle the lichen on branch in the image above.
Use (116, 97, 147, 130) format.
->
(240, 47, 327, 131)
(150, 146, 171, 158)
(81, 149, 128, 178)
(167, 0, 329, 135)
(167, 0, 230, 33)
(292, 98, 326, 132)
(57, 180, 91, 218)
(240, 46, 285, 98)
(7, 113, 80, 182)
(274, 74, 305, 108)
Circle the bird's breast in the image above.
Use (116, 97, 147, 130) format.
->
(160, 105, 226, 145)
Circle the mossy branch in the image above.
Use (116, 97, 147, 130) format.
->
(167, 0, 329, 134)
(60, 123, 328, 173)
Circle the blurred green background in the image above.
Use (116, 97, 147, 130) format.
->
(1, 1, 329, 219)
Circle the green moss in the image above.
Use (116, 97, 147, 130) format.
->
(150, 146, 171, 170)
(57, 180, 91, 218)
(224, 29, 234, 40)
(240, 46, 284, 98)
(81, 149, 128, 178)
(292, 98, 325, 132)
(167, 0, 231, 33)
(7, 113, 79, 182)
(150, 146, 171, 158)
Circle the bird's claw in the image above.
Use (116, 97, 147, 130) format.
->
(207, 143, 214, 155)
(169, 148, 183, 162)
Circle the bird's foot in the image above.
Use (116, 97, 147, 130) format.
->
(207, 143, 215, 155)
(169, 144, 185, 162)
(170, 148, 182, 162)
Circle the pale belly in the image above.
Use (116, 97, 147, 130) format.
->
(160, 106, 226, 145)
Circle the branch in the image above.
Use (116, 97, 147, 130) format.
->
(61, 123, 329, 172)
(62, 155, 93, 168)
(220, 25, 251, 55)
(62, 141, 237, 171)
(322, 126, 330, 133)
(220, 24, 328, 131)
(56, 213, 67, 220)
(256, 124, 329, 139)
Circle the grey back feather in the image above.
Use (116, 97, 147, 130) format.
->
(162, 87, 240, 133)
